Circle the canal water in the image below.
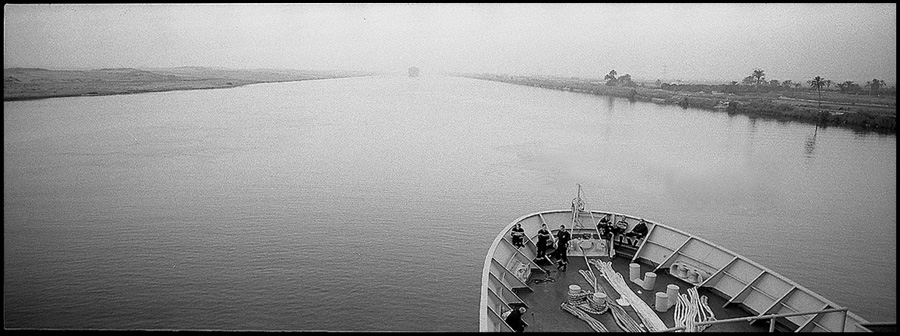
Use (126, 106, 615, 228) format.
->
(4, 75, 895, 330)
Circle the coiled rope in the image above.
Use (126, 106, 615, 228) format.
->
(561, 301, 609, 332)
(567, 289, 609, 315)
(581, 259, 646, 332)
(591, 259, 667, 331)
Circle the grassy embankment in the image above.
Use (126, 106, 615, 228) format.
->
(459, 73, 896, 133)
(4, 67, 376, 101)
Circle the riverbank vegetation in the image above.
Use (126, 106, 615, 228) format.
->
(457, 70, 896, 133)
(3, 67, 376, 101)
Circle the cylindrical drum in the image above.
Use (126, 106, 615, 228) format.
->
(629, 263, 641, 281)
(568, 284, 582, 300)
(666, 284, 680, 308)
(642, 272, 657, 290)
(655, 292, 669, 312)
(591, 292, 607, 310)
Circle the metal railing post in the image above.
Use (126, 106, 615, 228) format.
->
(653, 307, 850, 332)
(841, 310, 847, 332)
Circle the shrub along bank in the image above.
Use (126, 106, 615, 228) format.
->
(460, 73, 896, 133)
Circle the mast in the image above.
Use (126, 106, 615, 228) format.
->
(572, 184, 585, 228)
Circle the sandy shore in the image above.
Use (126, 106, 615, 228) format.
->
(4, 67, 375, 101)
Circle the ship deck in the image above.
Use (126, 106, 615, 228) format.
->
(482, 208, 877, 332)
(516, 253, 770, 332)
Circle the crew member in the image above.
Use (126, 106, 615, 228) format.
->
(553, 224, 572, 271)
(510, 223, 526, 248)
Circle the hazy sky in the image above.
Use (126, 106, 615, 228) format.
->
(4, 3, 896, 84)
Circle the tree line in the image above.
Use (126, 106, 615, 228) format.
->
(735, 68, 892, 96)
(600, 67, 893, 96)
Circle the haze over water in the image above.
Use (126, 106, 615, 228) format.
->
(4, 75, 895, 330)
(3, 3, 896, 84)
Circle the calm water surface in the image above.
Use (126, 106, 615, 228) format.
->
(4, 75, 896, 330)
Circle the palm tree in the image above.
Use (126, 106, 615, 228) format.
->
(751, 68, 766, 89)
(742, 75, 755, 86)
(604, 70, 617, 81)
(866, 78, 886, 95)
(604, 70, 618, 86)
(836, 82, 848, 93)
(839, 81, 856, 94)
(807, 76, 826, 110)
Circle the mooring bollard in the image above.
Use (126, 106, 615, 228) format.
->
(629, 263, 641, 281)
(666, 284, 680, 308)
(642, 272, 657, 290)
(655, 292, 669, 312)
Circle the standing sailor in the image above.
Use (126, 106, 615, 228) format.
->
(553, 224, 572, 271)
(535, 224, 552, 262)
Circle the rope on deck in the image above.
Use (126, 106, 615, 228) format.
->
(583, 266, 645, 332)
(607, 300, 647, 332)
(568, 289, 609, 315)
(561, 301, 609, 332)
(591, 259, 668, 331)
(579, 244, 601, 293)
(579, 269, 599, 292)
(582, 265, 646, 332)
(673, 286, 716, 332)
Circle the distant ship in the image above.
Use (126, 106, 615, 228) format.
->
(408, 66, 420, 77)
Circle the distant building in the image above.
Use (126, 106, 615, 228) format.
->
(408, 67, 420, 77)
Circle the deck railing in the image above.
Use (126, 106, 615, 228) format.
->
(654, 307, 849, 332)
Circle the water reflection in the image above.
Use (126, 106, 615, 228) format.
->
(805, 126, 818, 158)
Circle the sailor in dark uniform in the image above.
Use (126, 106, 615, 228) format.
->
(505, 306, 528, 333)
(553, 224, 572, 271)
